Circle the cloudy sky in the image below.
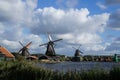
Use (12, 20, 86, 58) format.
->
(0, 0, 120, 56)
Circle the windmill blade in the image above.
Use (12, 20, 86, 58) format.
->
(18, 48, 23, 54)
(39, 43, 48, 46)
(53, 39, 62, 43)
(78, 44, 82, 49)
(72, 46, 77, 50)
(26, 41, 32, 49)
(79, 50, 83, 54)
(19, 41, 24, 47)
(47, 32, 52, 41)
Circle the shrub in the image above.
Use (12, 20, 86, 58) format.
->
(110, 67, 120, 80)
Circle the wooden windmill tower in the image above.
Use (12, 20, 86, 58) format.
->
(39, 33, 62, 56)
(72, 44, 83, 57)
(18, 41, 32, 57)
(72, 44, 83, 61)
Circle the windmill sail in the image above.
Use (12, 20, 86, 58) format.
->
(73, 44, 83, 57)
(39, 33, 62, 56)
(26, 41, 32, 48)
(18, 41, 37, 60)
(18, 41, 31, 57)
(53, 39, 62, 43)
(19, 41, 24, 47)
(39, 43, 48, 46)
(47, 32, 52, 41)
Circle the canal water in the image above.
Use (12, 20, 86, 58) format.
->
(36, 62, 120, 72)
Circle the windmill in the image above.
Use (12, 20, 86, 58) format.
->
(72, 44, 83, 57)
(72, 44, 84, 61)
(18, 41, 32, 57)
(39, 33, 62, 56)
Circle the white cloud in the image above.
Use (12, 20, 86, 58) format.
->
(0, 33, 42, 53)
(2, 40, 18, 48)
(21, 34, 42, 49)
(30, 7, 109, 54)
(31, 7, 109, 34)
(57, 33, 104, 51)
(17, 34, 43, 53)
(66, 0, 78, 8)
(0, 0, 37, 25)
(0, 0, 25, 23)
(0, 0, 111, 55)
(97, 2, 106, 10)
(0, 0, 41, 53)
(0, 39, 20, 52)
(57, 33, 102, 44)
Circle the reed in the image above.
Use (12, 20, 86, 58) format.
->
(0, 61, 119, 80)
(110, 66, 120, 80)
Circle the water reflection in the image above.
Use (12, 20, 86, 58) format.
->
(36, 62, 120, 72)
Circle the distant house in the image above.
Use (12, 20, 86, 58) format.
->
(0, 46, 15, 60)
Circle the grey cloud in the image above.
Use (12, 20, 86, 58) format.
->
(105, 42, 120, 51)
(115, 37, 120, 42)
(107, 9, 120, 30)
(105, 37, 120, 51)
(96, 2, 106, 10)
(97, 0, 120, 10)
(66, 0, 78, 8)
(56, 0, 79, 9)
(105, 0, 120, 5)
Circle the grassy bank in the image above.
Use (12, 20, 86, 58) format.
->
(0, 61, 120, 80)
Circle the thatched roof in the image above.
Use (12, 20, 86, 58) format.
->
(27, 56, 38, 60)
(0, 46, 14, 58)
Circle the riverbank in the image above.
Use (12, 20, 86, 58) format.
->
(0, 61, 120, 80)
